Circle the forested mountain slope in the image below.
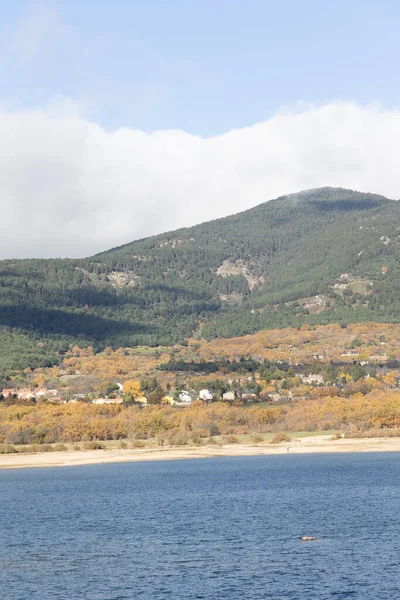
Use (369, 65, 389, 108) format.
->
(1, 187, 400, 371)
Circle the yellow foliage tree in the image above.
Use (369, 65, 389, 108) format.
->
(123, 380, 142, 397)
(32, 374, 46, 388)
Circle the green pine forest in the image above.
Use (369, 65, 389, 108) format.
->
(1, 187, 400, 377)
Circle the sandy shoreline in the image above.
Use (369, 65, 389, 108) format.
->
(1, 435, 400, 470)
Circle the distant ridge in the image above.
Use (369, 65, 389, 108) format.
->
(1, 187, 400, 372)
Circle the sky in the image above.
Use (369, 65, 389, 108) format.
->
(1, 0, 400, 258)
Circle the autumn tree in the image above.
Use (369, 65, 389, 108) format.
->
(123, 380, 142, 398)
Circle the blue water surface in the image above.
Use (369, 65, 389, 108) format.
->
(1, 453, 400, 600)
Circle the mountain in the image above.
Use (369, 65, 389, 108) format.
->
(1, 187, 400, 374)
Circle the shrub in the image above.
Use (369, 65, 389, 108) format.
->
(345, 429, 400, 439)
(191, 428, 209, 439)
(224, 435, 239, 444)
(0, 445, 18, 454)
(40, 444, 55, 452)
(209, 423, 221, 436)
(73, 444, 81, 451)
(132, 431, 148, 440)
(18, 445, 34, 453)
(54, 443, 69, 452)
(344, 431, 366, 439)
(131, 440, 146, 448)
(252, 435, 264, 444)
(270, 432, 291, 444)
(168, 432, 189, 446)
(119, 441, 128, 449)
(8, 427, 37, 445)
(83, 441, 105, 450)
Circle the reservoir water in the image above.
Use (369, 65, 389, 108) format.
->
(1, 453, 400, 599)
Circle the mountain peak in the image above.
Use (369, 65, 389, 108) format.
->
(270, 186, 392, 212)
(276, 186, 391, 203)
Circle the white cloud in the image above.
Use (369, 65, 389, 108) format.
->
(0, 101, 400, 259)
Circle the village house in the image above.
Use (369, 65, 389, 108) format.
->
(1, 387, 61, 400)
(179, 391, 192, 403)
(369, 355, 389, 363)
(268, 393, 282, 402)
(199, 389, 212, 401)
(242, 392, 257, 401)
(222, 391, 235, 401)
(16, 389, 36, 400)
(268, 391, 293, 402)
(35, 388, 58, 398)
(301, 374, 324, 385)
(92, 398, 124, 405)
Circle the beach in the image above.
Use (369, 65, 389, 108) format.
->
(1, 435, 400, 469)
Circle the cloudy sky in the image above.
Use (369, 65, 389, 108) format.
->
(1, 0, 400, 258)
